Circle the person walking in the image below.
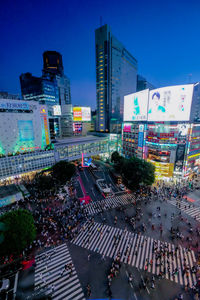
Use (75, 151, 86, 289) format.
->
(87, 284, 91, 297)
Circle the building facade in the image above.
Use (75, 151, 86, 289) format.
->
(122, 83, 200, 179)
(95, 24, 137, 133)
(20, 51, 71, 139)
(60, 104, 73, 137)
(137, 75, 155, 92)
(0, 99, 50, 156)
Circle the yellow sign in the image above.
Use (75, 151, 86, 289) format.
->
(73, 107, 82, 121)
(148, 159, 174, 177)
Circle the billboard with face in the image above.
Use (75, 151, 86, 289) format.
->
(148, 85, 194, 121)
(124, 90, 149, 121)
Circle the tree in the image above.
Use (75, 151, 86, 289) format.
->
(111, 151, 125, 172)
(0, 209, 36, 256)
(0, 221, 7, 244)
(34, 174, 55, 191)
(111, 151, 121, 164)
(141, 160, 155, 186)
(121, 156, 155, 190)
(51, 161, 76, 184)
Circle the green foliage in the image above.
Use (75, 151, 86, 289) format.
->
(45, 143, 54, 150)
(51, 161, 76, 184)
(111, 151, 121, 163)
(0, 221, 7, 244)
(122, 156, 155, 190)
(111, 152, 155, 190)
(0, 209, 36, 256)
(111, 151, 124, 172)
(34, 174, 55, 191)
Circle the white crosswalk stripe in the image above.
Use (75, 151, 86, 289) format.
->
(168, 199, 200, 222)
(84, 194, 135, 216)
(34, 243, 85, 300)
(71, 222, 197, 288)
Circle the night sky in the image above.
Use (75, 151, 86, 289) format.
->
(0, 0, 199, 109)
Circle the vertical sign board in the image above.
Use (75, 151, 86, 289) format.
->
(138, 125, 144, 148)
(174, 144, 185, 172)
(40, 107, 50, 145)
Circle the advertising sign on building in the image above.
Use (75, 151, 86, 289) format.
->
(124, 90, 149, 121)
(138, 125, 144, 148)
(81, 107, 91, 121)
(174, 144, 185, 172)
(53, 105, 61, 116)
(148, 85, 194, 121)
(73, 107, 91, 122)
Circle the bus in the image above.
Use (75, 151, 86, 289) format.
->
(96, 179, 111, 197)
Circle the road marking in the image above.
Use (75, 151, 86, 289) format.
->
(13, 271, 19, 300)
(71, 221, 197, 288)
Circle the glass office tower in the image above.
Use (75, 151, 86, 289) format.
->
(95, 24, 138, 133)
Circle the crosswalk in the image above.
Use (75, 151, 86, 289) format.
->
(34, 243, 85, 300)
(71, 221, 197, 288)
(84, 194, 135, 216)
(168, 199, 200, 222)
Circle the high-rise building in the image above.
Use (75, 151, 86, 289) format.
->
(95, 24, 138, 133)
(137, 75, 155, 92)
(20, 72, 59, 106)
(43, 51, 64, 76)
(42, 51, 71, 106)
(20, 51, 71, 138)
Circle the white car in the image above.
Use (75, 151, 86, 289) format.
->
(119, 184, 126, 191)
(0, 278, 10, 292)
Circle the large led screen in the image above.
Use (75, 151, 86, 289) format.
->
(73, 107, 91, 121)
(82, 107, 91, 121)
(18, 120, 34, 142)
(148, 85, 194, 121)
(124, 90, 149, 121)
(52, 105, 61, 116)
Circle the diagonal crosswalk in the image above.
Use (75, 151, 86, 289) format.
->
(168, 199, 200, 222)
(34, 243, 85, 300)
(71, 221, 197, 288)
(84, 194, 135, 216)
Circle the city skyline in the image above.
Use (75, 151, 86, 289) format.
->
(0, 0, 200, 109)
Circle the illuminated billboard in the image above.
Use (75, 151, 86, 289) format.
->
(124, 89, 149, 121)
(53, 105, 61, 116)
(73, 107, 91, 121)
(148, 85, 194, 121)
(18, 120, 34, 142)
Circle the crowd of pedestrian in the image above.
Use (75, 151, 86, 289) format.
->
(0, 174, 200, 299)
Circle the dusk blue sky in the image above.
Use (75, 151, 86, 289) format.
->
(0, 0, 199, 109)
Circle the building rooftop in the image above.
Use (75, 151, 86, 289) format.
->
(54, 135, 107, 146)
(0, 184, 20, 199)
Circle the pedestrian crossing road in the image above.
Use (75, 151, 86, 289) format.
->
(168, 199, 200, 222)
(84, 194, 135, 216)
(34, 243, 85, 300)
(71, 221, 197, 288)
